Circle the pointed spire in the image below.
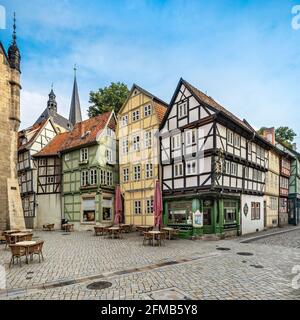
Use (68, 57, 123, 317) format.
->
(47, 84, 57, 114)
(8, 12, 21, 71)
(12, 12, 17, 44)
(69, 66, 82, 125)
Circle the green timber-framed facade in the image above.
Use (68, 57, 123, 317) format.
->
(61, 111, 118, 230)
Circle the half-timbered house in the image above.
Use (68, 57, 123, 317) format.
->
(160, 78, 271, 237)
(60, 111, 118, 230)
(276, 143, 300, 226)
(18, 118, 58, 228)
(32, 133, 69, 229)
(116, 84, 167, 226)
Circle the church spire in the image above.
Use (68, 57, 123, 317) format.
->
(8, 12, 21, 72)
(69, 65, 82, 126)
(47, 84, 57, 115)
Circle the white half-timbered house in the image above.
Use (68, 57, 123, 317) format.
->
(159, 78, 271, 237)
(18, 118, 58, 228)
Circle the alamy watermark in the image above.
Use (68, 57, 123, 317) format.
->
(0, 5, 6, 29)
(0, 265, 6, 290)
(292, 5, 300, 30)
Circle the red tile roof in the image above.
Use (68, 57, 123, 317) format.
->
(18, 120, 48, 152)
(33, 132, 70, 157)
(60, 111, 114, 152)
(154, 102, 167, 123)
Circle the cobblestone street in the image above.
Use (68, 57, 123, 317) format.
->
(1, 228, 300, 300)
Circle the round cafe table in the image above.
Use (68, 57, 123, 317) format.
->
(148, 231, 163, 246)
(15, 241, 37, 264)
(4, 230, 20, 234)
(10, 232, 31, 243)
(107, 227, 122, 239)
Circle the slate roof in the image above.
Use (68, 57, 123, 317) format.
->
(69, 76, 82, 126)
(34, 108, 72, 131)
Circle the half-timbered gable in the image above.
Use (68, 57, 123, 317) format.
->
(160, 78, 271, 237)
(17, 119, 58, 227)
(117, 84, 167, 226)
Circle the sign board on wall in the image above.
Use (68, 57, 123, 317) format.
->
(193, 210, 203, 228)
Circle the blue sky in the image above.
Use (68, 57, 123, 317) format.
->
(0, 0, 299, 142)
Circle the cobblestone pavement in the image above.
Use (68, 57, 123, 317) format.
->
(0, 228, 300, 300)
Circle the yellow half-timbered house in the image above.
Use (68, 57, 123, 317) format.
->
(117, 84, 167, 226)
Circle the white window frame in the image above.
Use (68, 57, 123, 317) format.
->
(106, 127, 113, 137)
(100, 169, 106, 185)
(231, 163, 237, 176)
(106, 149, 113, 163)
(185, 129, 196, 146)
(134, 200, 141, 215)
(133, 165, 141, 181)
(186, 160, 197, 175)
(121, 115, 128, 126)
(227, 130, 234, 146)
(178, 101, 187, 119)
(122, 139, 129, 154)
(145, 163, 153, 178)
(80, 148, 88, 162)
(65, 154, 70, 161)
(234, 134, 240, 148)
(145, 131, 152, 148)
(123, 168, 129, 182)
(146, 199, 154, 214)
(144, 104, 152, 117)
(172, 134, 181, 150)
(81, 170, 89, 186)
(133, 135, 140, 151)
(89, 169, 98, 186)
(132, 110, 140, 122)
(174, 163, 183, 177)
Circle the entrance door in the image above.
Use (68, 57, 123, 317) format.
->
(203, 208, 212, 226)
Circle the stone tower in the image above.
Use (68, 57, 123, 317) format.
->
(0, 14, 25, 230)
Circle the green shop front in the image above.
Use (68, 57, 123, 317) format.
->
(163, 194, 240, 238)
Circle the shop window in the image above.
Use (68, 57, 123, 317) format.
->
(82, 197, 96, 222)
(224, 201, 237, 223)
(167, 202, 192, 224)
(102, 198, 112, 221)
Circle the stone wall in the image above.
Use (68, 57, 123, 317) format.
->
(0, 46, 24, 230)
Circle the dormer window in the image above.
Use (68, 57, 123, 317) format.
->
(106, 127, 113, 137)
(80, 148, 88, 162)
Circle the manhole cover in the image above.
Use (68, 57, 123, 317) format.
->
(216, 247, 231, 251)
(250, 264, 264, 269)
(87, 281, 112, 290)
(237, 252, 254, 256)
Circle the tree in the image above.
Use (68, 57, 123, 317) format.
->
(88, 82, 129, 117)
(275, 126, 297, 148)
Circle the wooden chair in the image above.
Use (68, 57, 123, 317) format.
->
(143, 232, 153, 246)
(172, 229, 180, 240)
(29, 240, 44, 263)
(0, 231, 5, 243)
(9, 244, 26, 268)
(25, 233, 33, 241)
(43, 224, 54, 231)
(5, 234, 15, 250)
(158, 232, 166, 246)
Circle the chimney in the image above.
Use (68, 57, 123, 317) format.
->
(80, 122, 85, 139)
(263, 127, 275, 145)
